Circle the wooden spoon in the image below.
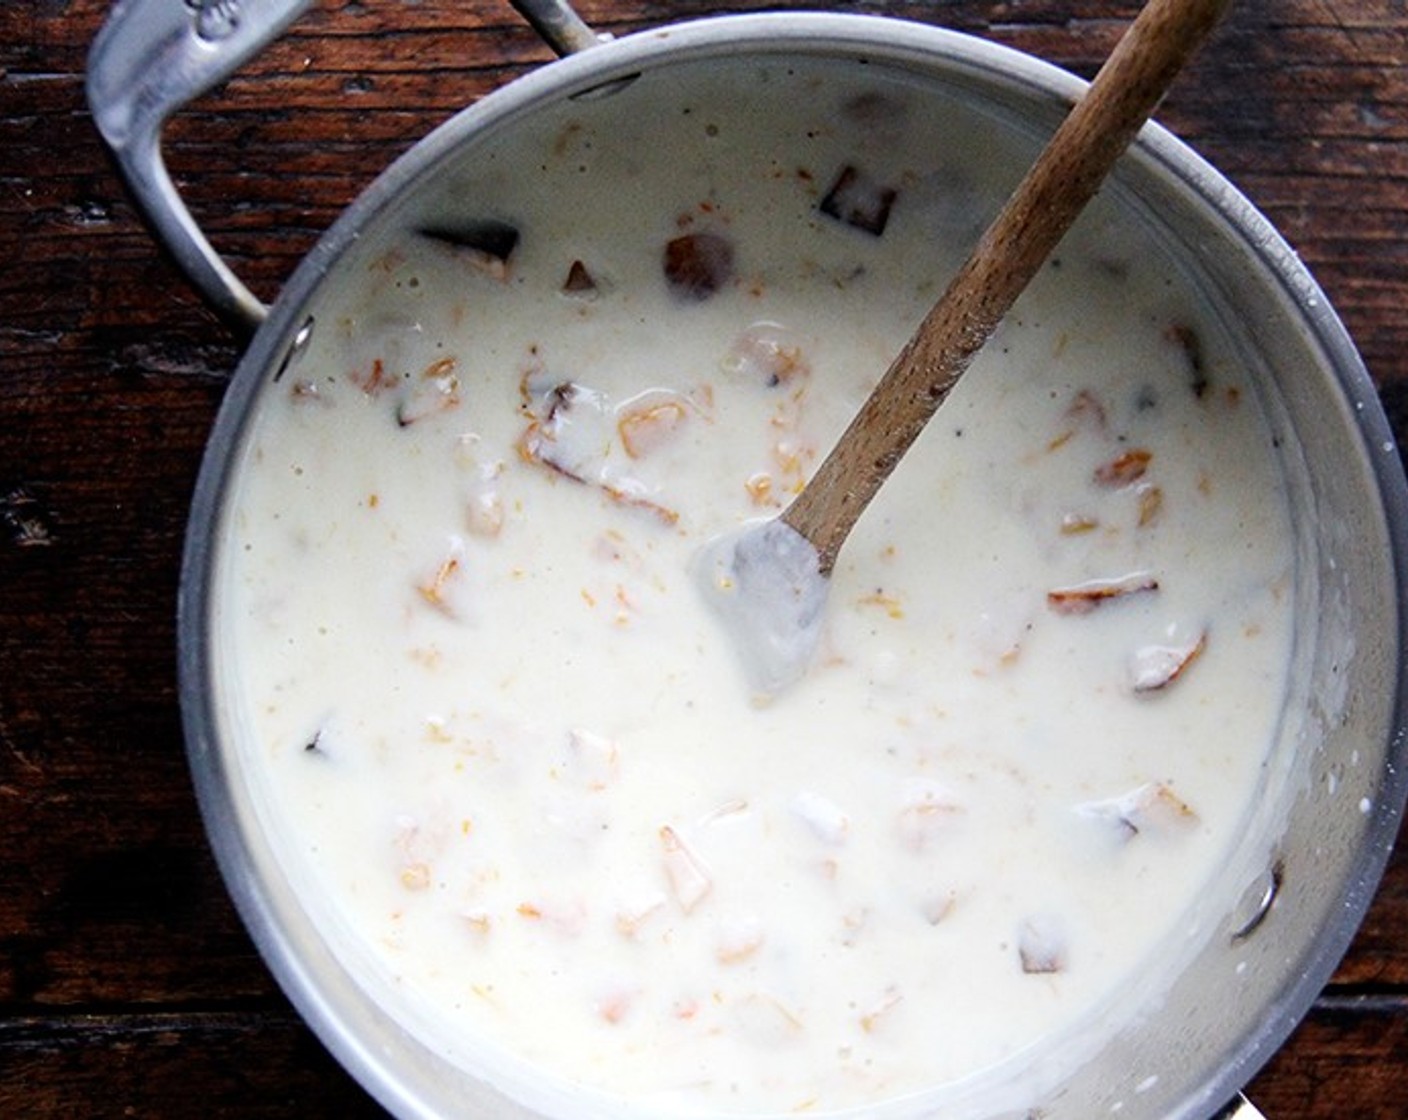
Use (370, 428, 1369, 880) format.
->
(696, 0, 1232, 696)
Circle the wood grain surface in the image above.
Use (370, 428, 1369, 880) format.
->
(2, 1, 1405, 1116)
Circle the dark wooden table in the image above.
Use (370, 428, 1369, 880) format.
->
(3, 1, 1405, 1115)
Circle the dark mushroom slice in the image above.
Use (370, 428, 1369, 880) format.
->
(818, 164, 898, 236)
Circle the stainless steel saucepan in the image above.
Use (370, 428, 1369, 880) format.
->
(87, 2, 1407, 1118)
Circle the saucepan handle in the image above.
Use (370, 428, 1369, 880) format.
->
(510, 0, 607, 56)
(86, 0, 603, 336)
(86, 0, 316, 334)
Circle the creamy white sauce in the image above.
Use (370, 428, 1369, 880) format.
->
(214, 57, 1296, 1117)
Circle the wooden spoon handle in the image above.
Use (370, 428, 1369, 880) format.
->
(782, 0, 1232, 573)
